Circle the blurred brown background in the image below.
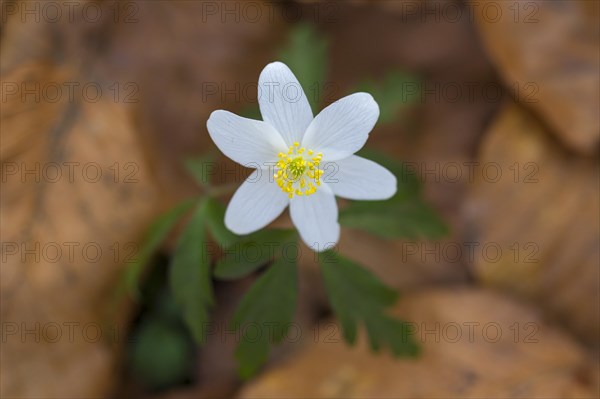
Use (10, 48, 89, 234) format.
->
(1, 0, 599, 398)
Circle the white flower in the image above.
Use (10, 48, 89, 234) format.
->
(207, 62, 396, 251)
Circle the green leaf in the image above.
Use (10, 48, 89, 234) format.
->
(355, 71, 421, 124)
(320, 251, 419, 356)
(279, 23, 329, 109)
(232, 256, 298, 379)
(129, 317, 193, 390)
(205, 198, 237, 247)
(240, 105, 262, 120)
(363, 314, 419, 356)
(340, 199, 448, 240)
(214, 229, 296, 280)
(340, 150, 448, 240)
(124, 199, 195, 299)
(356, 149, 421, 200)
(184, 152, 217, 189)
(169, 200, 213, 343)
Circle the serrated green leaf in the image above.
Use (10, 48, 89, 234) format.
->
(214, 229, 296, 280)
(320, 251, 419, 356)
(279, 23, 328, 109)
(355, 71, 421, 124)
(205, 198, 237, 247)
(232, 255, 298, 379)
(340, 150, 448, 240)
(364, 314, 420, 356)
(124, 199, 195, 299)
(169, 200, 213, 343)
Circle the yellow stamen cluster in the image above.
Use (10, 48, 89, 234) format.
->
(274, 142, 323, 199)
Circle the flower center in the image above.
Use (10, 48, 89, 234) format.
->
(274, 142, 323, 199)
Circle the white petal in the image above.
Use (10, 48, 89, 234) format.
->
(302, 93, 379, 161)
(289, 184, 340, 252)
(225, 170, 289, 234)
(258, 62, 313, 146)
(325, 155, 397, 200)
(207, 110, 287, 168)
